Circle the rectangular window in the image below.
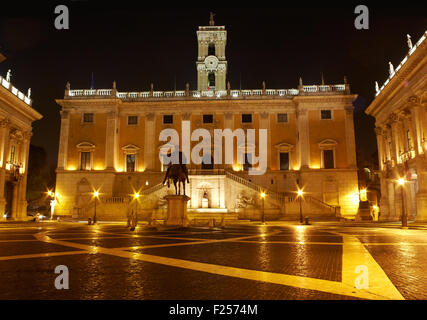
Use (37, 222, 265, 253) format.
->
(321, 110, 332, 120)
(128, 116, 138, 126)
(203, 115, 214, 124)
(80, 152, 91, 171)
(83, 113, 94, 124)
(10, 145, 15, 163)
(126, 154, 136, 173)
(242, 114, 253, 123)
(278, 114, 288, 123)
(323, 150, 335, 169)
(163, 115, 173, 124)
(280, 153, 290, 171)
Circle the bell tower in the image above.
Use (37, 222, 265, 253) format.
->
(196, 13, 227, 91)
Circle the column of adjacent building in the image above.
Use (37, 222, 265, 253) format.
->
(345, 106, 357, 168)
(144, 113, 156, 171)
(375, 127, 386, 171)
(0, 119, 10, 217)
(375, 127, 391, 220)
(105, 111, 118, 170)
(259, 112, 271, 170)
(16, 131, 31, 220)
(411, 103, 427, 221)
(57, 111, 70, 170)
(296, 108, 310, 170)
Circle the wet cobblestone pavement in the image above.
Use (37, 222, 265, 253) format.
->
(0, 222, 426, 300)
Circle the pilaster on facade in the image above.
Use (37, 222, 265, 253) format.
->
(296, 108, 310, 170)
(105, 111, 118, 170)
(57, 110, 70, 170)
(144, 112, 156, 171)
(344, 106, 357, 169)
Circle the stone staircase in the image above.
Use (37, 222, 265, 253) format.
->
(225, 169, 341, 220)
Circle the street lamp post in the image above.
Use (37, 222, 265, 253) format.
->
(261, 192, 266, 224)
(93, 191, 99, 224)
(298, 189, 304, 224)
(133, 193, 140, 228)
(398, 179, 407, 228)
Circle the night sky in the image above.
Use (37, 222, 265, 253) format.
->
(0, 2, 426, 166)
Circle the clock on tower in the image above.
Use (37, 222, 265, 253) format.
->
(196, 13, 228, 91)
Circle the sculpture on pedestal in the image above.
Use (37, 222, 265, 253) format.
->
(162, 151, 190, 196)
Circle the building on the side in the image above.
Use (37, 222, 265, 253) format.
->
(0, 54, 43, 221)
(54, 16, 360, 222)
(366, 31, 427, 222)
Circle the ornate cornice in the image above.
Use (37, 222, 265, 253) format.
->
(0, 118, 10, 128)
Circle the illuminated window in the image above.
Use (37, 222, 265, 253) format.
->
(126, 154, 136, 173)
(80, 152, 91, 171)
(83, 113, 94, 124)
(128, 116, 138, 126)
(321, 110, 332, 120)
(278, 114, 288, 123)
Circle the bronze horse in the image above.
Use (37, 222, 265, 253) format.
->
(162, 152, 190, 196)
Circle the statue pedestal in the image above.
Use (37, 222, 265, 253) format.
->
(165, 195, 191, 227)
(356, 201, 372, 221)
(202, 198, 209, 209)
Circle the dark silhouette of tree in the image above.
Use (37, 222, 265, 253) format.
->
(27, 145, 56, 202)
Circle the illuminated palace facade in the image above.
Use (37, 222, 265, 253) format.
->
(54, 18, 360, 221)
(366, 31, 427, 222)
(0, 54, 43, 221)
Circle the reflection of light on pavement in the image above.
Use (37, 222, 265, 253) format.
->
(295, 225, 306, 244)
(293, 226, 309, 274)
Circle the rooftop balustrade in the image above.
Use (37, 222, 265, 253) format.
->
(0, 75, 32, 106)
(65, 83, 349, 101)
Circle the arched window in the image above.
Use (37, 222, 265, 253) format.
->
(208, 43, 216, 56)
(208, 73, 215, 88)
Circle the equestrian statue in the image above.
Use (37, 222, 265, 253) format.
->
(162, 152, 190, 196)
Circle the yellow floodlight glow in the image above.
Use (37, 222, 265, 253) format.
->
(260, 192, 266, 199)
(93, 191, 100, 198)
(134, 193, 140, 200)
(398, 178, 406, 186)
(297, 189, 304, 197)
(360, 189, 368, 202)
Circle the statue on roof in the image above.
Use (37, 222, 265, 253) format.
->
(389, 62, 395, 76)
(6, 69, 11, 82)
(407, 34, 413, 51)
(27, 88, 31, 98)
(209, 12, 215, 26)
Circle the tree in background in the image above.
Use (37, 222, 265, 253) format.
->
(27, 145, 56, 206)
